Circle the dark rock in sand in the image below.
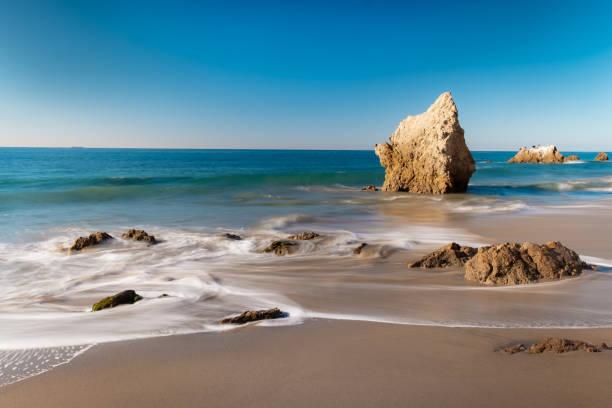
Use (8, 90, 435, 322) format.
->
(122, 229, 156, 244)
(222, 233, 243, 241)
(287, 231, 320, 240)
(92, 290, 142, 312)
(465, 241, 589, 286)
(262, 240, 297, 256)
(70, 232, 113, 252)
(361, 185, 379, 192)
(219, 307, 287, 325)
(499, 338, 604, 354)
(566, 155, 580, 161)
(408, 243, 477, 268)
(353, 243, 368, 255)
(595, 152, 609, 161)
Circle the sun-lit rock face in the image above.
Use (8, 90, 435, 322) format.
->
(508, 145, 566, 164)
(375, 92, 475, 194)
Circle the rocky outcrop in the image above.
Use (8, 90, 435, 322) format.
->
(361, 185, 378, 192)
(595, 152, 609, 161)
(408, 243, 477, 268)
(222, 233, 242, 240)
(566, 155, 580, 161)
(287, 232, 320, 240)
(262, 240, 297, 255)
(353, 243, 368, 255)
(465, 241, 589, 286)
(92, 290, 142, 312)
(122, 229, 156, 244)
(374, 92, 475, 194)
(70, 232, 113, 252)
(508, 145, 566, 164)
(219, 308, 287, 324)
(500, 338, 605, 354)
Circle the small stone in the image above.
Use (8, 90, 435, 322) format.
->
(219, 308, 287, 325)
(92, 290, 142, 312)
(222, 233, 242, 240)
(361, 185, 378, 192)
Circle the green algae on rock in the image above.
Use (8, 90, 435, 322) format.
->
(92, 290, 143, 312)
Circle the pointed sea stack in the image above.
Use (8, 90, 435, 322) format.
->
(375, 92, 475, 193)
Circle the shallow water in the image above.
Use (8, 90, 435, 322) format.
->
(1, 148, 612, 385)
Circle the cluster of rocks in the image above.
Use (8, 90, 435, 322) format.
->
(500, 338, 609, 354)
(507, 145, 610, 164)
(219, 308, 287, 325)
(375, 92, 475, 194)
(408, 241, 592, 286)
(69, 229, 157, 252)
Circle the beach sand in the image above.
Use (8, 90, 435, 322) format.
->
(1, 320, 612, 407)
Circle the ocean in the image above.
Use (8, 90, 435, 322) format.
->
(1, 148, 612, 385)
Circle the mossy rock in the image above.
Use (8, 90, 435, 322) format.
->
(92, 290, 143, 312)
(261, 240, 297, 256)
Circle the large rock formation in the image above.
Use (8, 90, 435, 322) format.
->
(508, 145, 566, 164)
(408, 242, 477, 268)
(374, 92, 475, 194)
(465, 241, 589, 286)
(70, 232, 113, 252)
(595, 152, 609, 161)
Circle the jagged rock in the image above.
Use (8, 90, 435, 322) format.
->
(499, 338, 604, 354)
(566, 155, 580, 161)
(408, 243, 477, 268)
(508, 145, 566, 164)
(361, 185, 378, 192)
(595, 152, 609, 161)
(465, 241, 589, 286)
(287, 232, 320, 240)
(70, 232, 113, 252)
(222, 233, 242, 241)
(219, 308, 287, 325)
(92, 290, 142, 312)
(262, 240, 297, 256)
(353, 243, 368, 255)
(122, 229, 156, 244)
(374, 92, 475, 194)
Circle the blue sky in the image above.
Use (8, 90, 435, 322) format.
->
(0, 1, 610, 150)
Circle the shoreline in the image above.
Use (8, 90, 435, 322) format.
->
(2, 319, 612, 407)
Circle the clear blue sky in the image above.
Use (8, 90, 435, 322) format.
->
(0, 0, 610, 150)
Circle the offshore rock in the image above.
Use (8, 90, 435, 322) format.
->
(508, 145, 566, 164)
(287, 232, 320, 240)
(361, 185, 378, 192)
(595, 152, 609, 161)
(70, 232, 113, 252)
(222, 233, 243, 240)
(374, 92, 475, 194)
(408, 243, 477, 268)
(219, 308, 287, 325)
(262, 240, 297, 256)
(92, 290, 142, 312)
(465, 241, 589, 286)
(122, 229, 156, 244)
(566, 155, 580, 161)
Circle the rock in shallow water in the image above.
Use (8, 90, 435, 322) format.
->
(408, 243, 477, 268)
(361, 185, 378, 192)
(508, 145, 566, 164)
(465, 241, 589, 286)
(262, 240, 297, 255)
(222, 233, 242, 240)
(287, 231, 320, 240)
(595, 152, 609, 161)
(219, 308, 287, 325)
(69, 232, 113, 252)
(566, 155, 580, 161)
(374, 92, 475, 194)
(92, 290, 142, 312)
(122, 229, 156, 244)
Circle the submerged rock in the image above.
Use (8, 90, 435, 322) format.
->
(508, 145, 566, 164)
(219, 308, 287, 325)
(222, 233, 243, 241)
(262, 240, 297, 256)
(408, 243, 477, 268)
(70, 232, 113, 252)
(122, 229, 156, 244)
(500, 338, 604, 354)
(465, 241, 589, 286)
(92, 290, 142, 312)
(353, 243, 368, 255)
(595, 152, 609, 161)
(566, 155, 580, 161)
(374, 92, 475, 194)
(361, 185, 378, 192)
(287, 232, 320, 240)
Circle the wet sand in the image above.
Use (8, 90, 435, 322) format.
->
(1, 320, 612, 407)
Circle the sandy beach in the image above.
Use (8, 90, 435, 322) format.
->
(2, 320, 612, 407)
